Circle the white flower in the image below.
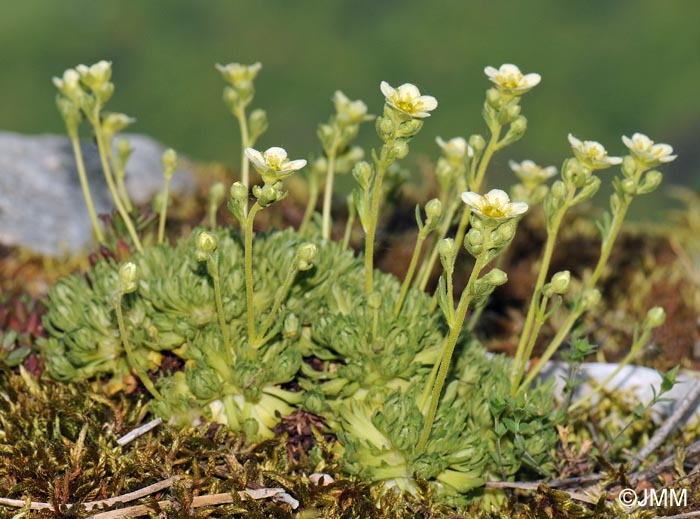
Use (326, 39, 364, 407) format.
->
(245, 146, 306, 183)
(333, 90, 372, 125)
(380, 81, 437, 118)
(509, 160, 557, 186)
(568, 134, 622, 169)
(216, 62, 262, 90)
(484, 64, 541, 94)
(461, 189, 528, 220)
(622, 133, 676, 165)
(436, 137, 474, 160)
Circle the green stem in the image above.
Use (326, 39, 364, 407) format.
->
(207, 256, 232, 363)
(511, 187, 575, 388)
(244, 203, 262, 351)
(157, 177, 172, 245)
(322, 141, 339, 241)
(299, 179, 320, 236)
(257, 264, 299, 345)
(341, 203, 356, 251)
(417, 247, 488, 452)
(69, 133, 104, 243)
(208, 203, 218, 229)
(114, 297, 163, 401)
(107, 144, 133, 212)
(510, 292, 550, 395)
(364, 150, 391, 295)
(236, 107, 251, 192)
(94, 120, 143, 252)
(394, 231, 427, 318)
(415, 196, 460, 291)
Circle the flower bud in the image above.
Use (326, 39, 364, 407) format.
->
(102, 112, 136, 137)
(492, 220, 516, 246)
(56, 96, 82, 136)
(297, 243, 318, 271)
(195, 231, 217, 261)
(486, 88, 503, 109)
(397, 119, 423, 138)
(425, 198, 443, 223)
(481, 268, 508, 287)
(580, 288, 601, 310)
(550, 270, 571, 294)
(438, 238, 457, 273)
(551, 179, 567, 200)
(469, 134, 486, 152)
(255, 183, 279, 207)
(119, 261, 138, 294)
(644, 306, 666, 329)
(376, 116, 395, 140)
(621, 177, 637, 196)
(622, 155, 637, 177)
(352, 161, 373, 190)
(248, 109, 268, 140)
(117, 138, 133, 163)
(223, 86, 239, 109)
(209, 182, 226, 206)
(637, 170, 662, 195)
(230, 181, 248, 203)
(161, 148, 178, 179)
(283, 313, 299, 339)
(391, 140, 409, 160)
(367, 292, 382, 310)
(505, 115, 527, 141)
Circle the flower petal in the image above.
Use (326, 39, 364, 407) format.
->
(568, 133, 582, 149)
(461, 191, 483, 209)
(282, 159, 307, 172)
(510, 201, 529, 215)
(245, 147, 265, 168)
(380, 81, 396, 100)
(484, 66, 499, 79)
(415, 95, 438, 112)
(521, 73, 541, 88)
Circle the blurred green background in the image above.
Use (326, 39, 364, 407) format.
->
(1, 0, 698, 217)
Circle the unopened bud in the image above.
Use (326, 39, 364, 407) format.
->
(161, 148, 178, 179)
(195, 231, 217, 261)
(230, 181, 248, 202)
(377, 116, 395, 139)
(620, 177, 637, 196)
(367, 292, 382, 310)
(481, 268, 508, 287)
(469, 134, 486, 152)
(297, 243, 318, 271)
(425, 198, 443, 222)
(352, 161, 373, 190)
(580, 288, 601, 310)
(637, 170, 662, 195)
(392, 140, 409, 160)
(438, 238, 458, 273)
(550, 270, 571, 294)
(622, 155, 637, 177)
(486, 88, 503, 109)
(248, 109, 268, 140)
(644, 306, 666, 329)
(119, 261, 138, 294)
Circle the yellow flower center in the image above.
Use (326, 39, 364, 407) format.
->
(499, 72, 524, 89)
(480, 203, 508, 218)
(393, 97, 416, 114)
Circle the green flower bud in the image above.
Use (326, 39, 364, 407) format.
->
(622, 155, 637, 177)
(637, 170, 662, 195)
(425, 198, 443, 223)
(95, 82, 114, 104)
(482, 268, 508, 287)
(644, 306, 666, 329)
(117, 138, 133, 163)
(352, 161, 373, 191)
(119, 262, 138, 294)
(550, 270, 571, 294)
(283, 313, 299, 339)
(439, 238, 458, 274)
(391, 140, 409, 160)
(469, 134, 486, 152)
(297, 243, 318, 271)
(504, 115, 527, 142)
(102, 112, 136, 137)
(230, 181, 248, 203)
(209, 182, 226, 207)
(580, 288, 601, 311)
(161, 148, 178, 179)
(465, 228, 484, 256)
(367, 292, 382, 310)
(254, 183, 279, 207)
(248, 109, 268, 141)
(56, 96, 82, 136)
(621, 177, 637, 196)
(376, 116, 395, 140)
(186, 363, 224, 401)
(223, 86, 239, 110)
(396, 119, 423, 138)
(492, 220, 516, 246)
(195, 231, 217, 261)
(498, 102, 521, 125)
(486, 88, 503, 109)
(551, 179, 567, 200)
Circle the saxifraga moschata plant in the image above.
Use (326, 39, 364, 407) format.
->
(41, 60, 675, 507)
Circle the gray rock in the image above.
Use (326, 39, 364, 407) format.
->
(0, 131, 196, 256)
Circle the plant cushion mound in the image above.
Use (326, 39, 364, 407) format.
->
(40, 227, 558, 501)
